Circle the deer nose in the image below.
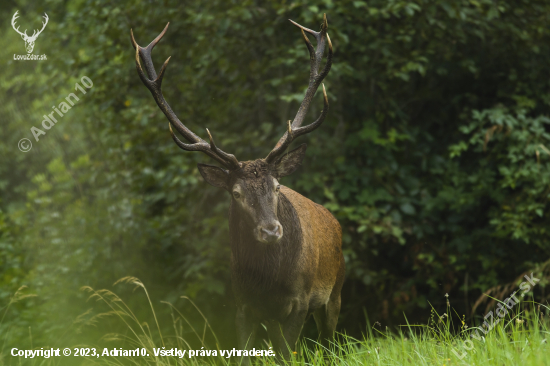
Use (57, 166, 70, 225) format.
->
(260, 222, 282, 243)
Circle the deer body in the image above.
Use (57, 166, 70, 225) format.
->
(230, 185, 343, 317)
(131, 14, 343, 363)
(200, 158, 345, 362)
(230, 183, 344, 355)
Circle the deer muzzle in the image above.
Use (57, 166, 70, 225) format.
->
(257, 221, 283, 244)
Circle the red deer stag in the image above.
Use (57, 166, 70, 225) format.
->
(131, 14, 344, 363)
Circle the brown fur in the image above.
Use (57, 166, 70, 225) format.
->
(198, 154, 345, 364)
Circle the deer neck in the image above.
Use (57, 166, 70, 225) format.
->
(228, 192, 302, 292)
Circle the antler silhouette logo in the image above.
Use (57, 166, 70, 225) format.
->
(11, 11, 49, 54)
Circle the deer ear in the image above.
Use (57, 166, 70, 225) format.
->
(197, 164, 229, 189)
(273, 143, 307, 178)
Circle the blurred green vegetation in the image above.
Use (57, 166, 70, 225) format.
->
(1, 0, 550, 358)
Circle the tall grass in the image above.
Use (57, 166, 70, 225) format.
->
(0, 286, 37, 364)
(77, 278, 550, 365)
(2, 278, 549, 365)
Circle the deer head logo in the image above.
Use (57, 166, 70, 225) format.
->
(11, 11, 48, 54)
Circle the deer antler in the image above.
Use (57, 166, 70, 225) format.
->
(11, 11, 49, 40)
(265, 14, 333, 163)
(29, 13, 48, 40)
(131, 23, 241, 170)
(11, 11, 28, 38)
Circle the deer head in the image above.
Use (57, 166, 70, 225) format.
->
(131, 15, 332, 244)
(12, 11, 49, 54)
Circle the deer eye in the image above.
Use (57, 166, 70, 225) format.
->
(276, 185, 281, 192)
(233, 191, 241, 199)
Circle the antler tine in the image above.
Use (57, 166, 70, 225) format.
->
(132, 24, 240, 170)
(11, 11, 28, 37)
(26, 13, 49, 40)
(131, 22, 169, 79)
(288, 13, 331, 127)
(39, 14, 48, 32)
(266, 84, 329, 162)
(206, 129, 241, 168)
(266, 14, 333, 163)
(168, 124, 210, 152)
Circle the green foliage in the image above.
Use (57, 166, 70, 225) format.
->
(1, 0, 550, 353)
